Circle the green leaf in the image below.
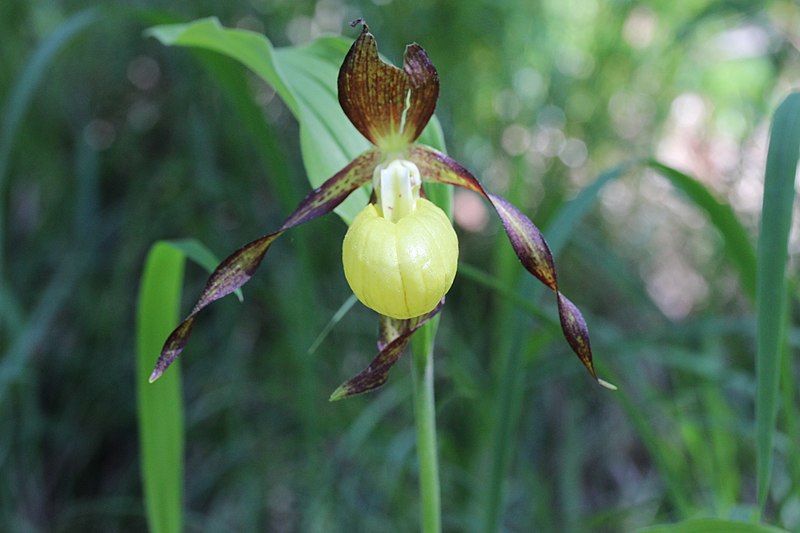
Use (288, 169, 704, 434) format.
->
(636, 518, 789, 533)
(145, 18, 299, 113)
(136, 242, 186, 533)
(146, 18, 371, 222)
(755, 92, 800, 511)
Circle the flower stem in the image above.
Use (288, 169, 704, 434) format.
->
(411, 317, 442, 533)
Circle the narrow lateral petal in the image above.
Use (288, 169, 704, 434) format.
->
(338, 22, 439, 149)
(556, 293, 595, 376)
(489, 195, 557, 290)
(149, 150, 380, 382)
(330, 299, 444, 400)
(410, 145, 599, 381)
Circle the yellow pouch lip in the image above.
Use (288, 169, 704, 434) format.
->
(342, 197, 458, 319)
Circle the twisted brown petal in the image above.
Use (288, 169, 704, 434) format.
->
(410, 145, 600, 381)
(330, 299, 444, 400)
(149, 150, 381, 382)
(338, 21, 439, 149)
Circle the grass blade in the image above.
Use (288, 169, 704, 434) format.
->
(755, 92, 800, 511)
(307, 294, 357, 356)
(136, 242, 186, 533)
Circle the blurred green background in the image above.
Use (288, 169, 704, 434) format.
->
(2, 0, 800, 531)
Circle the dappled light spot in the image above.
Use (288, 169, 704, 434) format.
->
(127, 56, 160, 91)
(531, 125, 565, 158)
(645, 255, 709, 320)
(623, 6, 658, 49)
(501, 124, 531, 156)
(494, 89, 522, 121)
(608, 90, 655, 140)
(235, 15, 264, 33)
(512, 67, 545, 103)
(83, 119, 116, 151)
(555, 46, 595, 79)
(558, 138, 588, 168)
(286, 16, 313, 45)
(453, 189, 490, 233)
(671, 93, 707, 129)
(710, 25, 770, 60)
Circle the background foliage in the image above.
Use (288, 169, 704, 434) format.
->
(2, 0, 800, 531)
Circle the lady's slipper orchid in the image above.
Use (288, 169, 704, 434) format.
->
(150, 21, 613, 398)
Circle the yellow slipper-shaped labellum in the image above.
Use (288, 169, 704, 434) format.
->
(343, 196, 458, 319)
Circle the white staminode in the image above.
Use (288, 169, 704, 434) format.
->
(373, 159, 421, 222)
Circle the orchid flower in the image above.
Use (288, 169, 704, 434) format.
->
(149, 21, 612, 399)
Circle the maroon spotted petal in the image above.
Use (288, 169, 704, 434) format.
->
(338, 21, 439, 149)
(149, 150, 381, 382)
(330, 299, 445, 400)
(409, 144, 600, 382)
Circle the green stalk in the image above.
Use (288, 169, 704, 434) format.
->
(411, 318, 442, 533)
(410, 178, 449, 533)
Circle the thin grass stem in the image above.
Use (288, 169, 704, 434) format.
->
(411, 318, 442, 533)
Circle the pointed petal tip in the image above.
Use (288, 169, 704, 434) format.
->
(329, 385, 349, 402)
(148, 369, 162, 383)
(598, 378, 617, 391)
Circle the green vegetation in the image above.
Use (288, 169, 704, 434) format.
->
(2, 1, 800, 531)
